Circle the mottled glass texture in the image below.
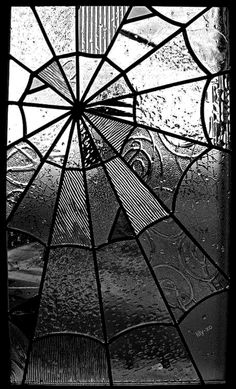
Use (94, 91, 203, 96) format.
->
(7, 6, 230, 385)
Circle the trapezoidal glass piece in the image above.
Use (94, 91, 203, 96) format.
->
(127, 33, 205, 92)
(174, 149, 230, 274)
(97, 240, 173, 339)
(8, 163, 62, 244)
(28, 116, 70, 158)
(78, 6, 129, 54)
(186, 8, 230, 73)
(126, 6, 153, 20)
(78, 56, 102, 100)
(10, 7, 52, 71)
(52, 170, 91, 246)
(139, 218, 229, 321)
(36, 7, 76, 55)
(66, 122, 82, 168)
(151, 7, 206, 24)
(136, 80, 208, 144)
(34, 247, 103, 339)
(26, 334, 109, 384)
(109, 324, 200, 384)
(180, 291, 228, 383)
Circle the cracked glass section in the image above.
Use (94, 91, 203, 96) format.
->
(7, 6, 230, 385)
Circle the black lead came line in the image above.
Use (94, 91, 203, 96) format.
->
(84, 106, 231, 156)
(76, 118, 114, 386)
(81, 115, 204, 384)
(22, 119, 76, 384)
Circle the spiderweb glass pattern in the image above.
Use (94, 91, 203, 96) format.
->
(7, 6, 230, 385)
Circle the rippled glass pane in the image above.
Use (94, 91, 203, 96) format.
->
(7, 6, 230, 386)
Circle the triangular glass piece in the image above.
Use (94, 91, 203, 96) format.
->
(29, 116, 70, 157)
(66, 122, 82, 168)
(106, 158, 168, 234)
(84, 61, 119, 102)
(79, 120, 101, 168)
(23, 106, 68, 136)
(85, 113, 134, 153)
(59, 56, 77, 97)
(10, 7, 52, 71)
(82, 117, 116, 162)
(52, 170, 91, 247)
(89, 98, 134, 122)
(97, 240, 173, 339)
(46, 122, 72, 166)
(8, 162, 62, 244)
(127, 6, 153, 20)
(39, 60, 74, 101)
(29, 78, 46, 91)
(85, 166, 119, 247)
(24, 85, 71, 106)
(108, 208, 134, 242)
(79, 56, 102, 100)
(78, 6, 129, 54)
(36, 6, 75, 55)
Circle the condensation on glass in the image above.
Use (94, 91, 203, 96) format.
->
(7, 5, 230, 385)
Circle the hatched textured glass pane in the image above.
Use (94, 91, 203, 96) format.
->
(26, 335, 109, 384)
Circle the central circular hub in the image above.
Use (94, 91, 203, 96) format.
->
(71, 100, 85, 118)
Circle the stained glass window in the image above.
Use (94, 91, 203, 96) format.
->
(6, 5, 231, 385)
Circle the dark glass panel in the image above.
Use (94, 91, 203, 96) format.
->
(180, 291, 228, 382)
(110, 324, 199, 384)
